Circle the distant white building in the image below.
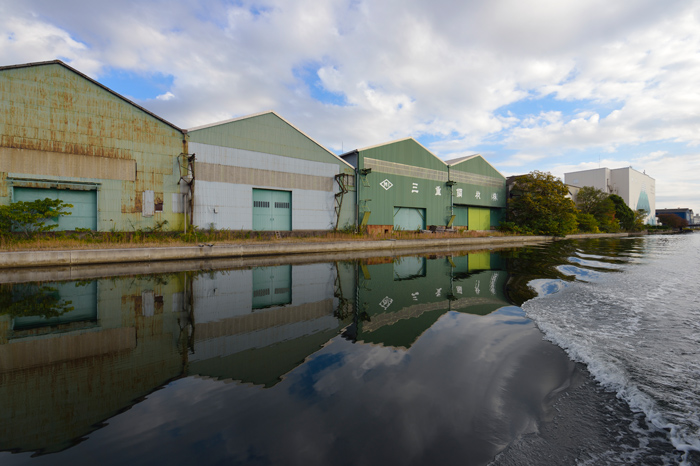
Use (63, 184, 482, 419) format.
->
(564, 167, 656, 225)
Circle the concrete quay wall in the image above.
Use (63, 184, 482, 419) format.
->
(0, 233, 633, 270)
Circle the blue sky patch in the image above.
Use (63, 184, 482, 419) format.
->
(416, 132, 454, 150)
(293, 63, 348, 107)
(98, 69, 174, 101)
(497, 94, 624, 121)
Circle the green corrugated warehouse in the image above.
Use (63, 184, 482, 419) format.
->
(0, 60, 187, 232)
(341, 139, 506, 232)
(447, 154, 507, 230)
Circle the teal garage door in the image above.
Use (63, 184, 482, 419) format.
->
(252, 265, 292, 309)
(393, 207, 425, 231)
(393, 256, 426, 280)
(13, 187, 97, 231)
(12, 280, 98, 330)
(453, 205, 469, 227)
(252, 189, 292, 231)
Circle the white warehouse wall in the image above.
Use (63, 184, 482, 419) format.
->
(565, 168, 610, 191)
(191, 142, 340, 230)
(611, 168, 655, 224)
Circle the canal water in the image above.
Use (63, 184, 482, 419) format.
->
(0, 235, 697, 465)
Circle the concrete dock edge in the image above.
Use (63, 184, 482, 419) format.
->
(0, 233, 634, 270)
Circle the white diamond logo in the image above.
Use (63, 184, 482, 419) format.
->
(380, 179, 393, 190)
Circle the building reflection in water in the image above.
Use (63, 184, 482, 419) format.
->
(345, 252, 508, 349)
(0, 274, 188, 454)
(188, 263, 353, 387)
(0, 251, 512, 456)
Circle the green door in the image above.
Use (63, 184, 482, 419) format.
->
(454, 205, 469, 227)
(468, 251, 491, 271)
(252, 265, 292, 309)
(468, 207, 490, 230)
(253, 189, 291, 231)
(13, 187, 97, 231)
(393, 207, 425, 231)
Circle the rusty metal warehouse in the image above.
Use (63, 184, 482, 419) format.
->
(0, 60, 190, 232)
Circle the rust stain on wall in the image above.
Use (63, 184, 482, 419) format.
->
(122, 191, 143, 214)
(0, 173, 7, 198)
(0, 148, 136, 181)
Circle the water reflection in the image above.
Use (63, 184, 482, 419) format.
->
(0, 274, 187, 454)
(189, 263, 351, 388)
(0, 250, 577, 465)
(501, 237, 646, 305)
(344, 252, 510, 349)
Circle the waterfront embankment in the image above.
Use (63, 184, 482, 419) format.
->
(0, 232, 634, 273)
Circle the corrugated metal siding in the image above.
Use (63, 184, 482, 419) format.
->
(357, 139, 450, 227)
(364, 158, 448, 182)
(190, 139, 352, 231)
(360, 139, 446, 171)
(449, 155, 506, 211)
(198, 163, 333, 192)
(359, 171, 450, 226)
(0, 63, 185, 231)
(188, 112, 341, 165)
(193, 181, 338, 230)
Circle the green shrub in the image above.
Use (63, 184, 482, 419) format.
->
(0, 198, 73, 238)
(576, 212, 599, 233)
(498, 221, 531, 235)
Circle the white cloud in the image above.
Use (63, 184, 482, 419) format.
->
(499, 153, 549, 169)
(156, 91, 175, 101)
(1, 0, 699, 209)
(0, 9, 100, 75)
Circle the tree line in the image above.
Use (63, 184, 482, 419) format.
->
(502, 171, 649, 237)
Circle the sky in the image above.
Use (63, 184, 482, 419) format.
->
(1, 0, 699, 213)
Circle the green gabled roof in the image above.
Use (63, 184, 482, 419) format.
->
(187, 110, 353, 168)
(447, 153, 505, 180)
(351, 137, 448, 171)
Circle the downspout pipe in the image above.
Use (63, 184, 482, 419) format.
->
(339, 149, 360, 231)
(181, 129, 195, 234)
(182, 130, 188, 235)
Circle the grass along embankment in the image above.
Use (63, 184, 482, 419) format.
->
(0, 229, 637, 270)
(0, 228, 508, 251)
